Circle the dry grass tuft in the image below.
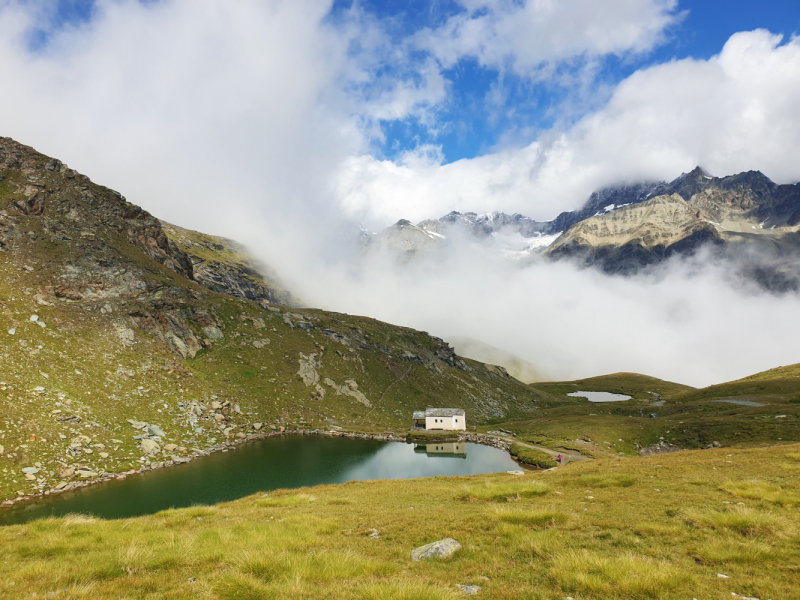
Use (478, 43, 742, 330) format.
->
(552, 550, 689, 599)
(458, 480, 549, 501)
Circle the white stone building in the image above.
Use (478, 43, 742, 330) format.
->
(412, 408, 466, 431)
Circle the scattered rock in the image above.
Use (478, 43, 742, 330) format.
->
(506, 470, 525, 475)
(7, 328, 15, 335)
(21, 467, 40, 475)
(457, 585, 481, 595)
(99, 452, 109, 459)
(141, 438, 161, 456)
(202, 325, 224, 340)
(147, 424, 166, 437)
(297, 353, 321, 386)
(252, 423, 263, 431)
(77, 469, 98, 478)
(253, 338, 270, 349)
(323, 377, 372, 408)
(411, 538, 462, 561)
(717, 573, 729, 579)
(164, 443, 178, 452)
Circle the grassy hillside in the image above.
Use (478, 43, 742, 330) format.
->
(486, 371, 800, 459)
(1, 443, 798, 599)
(0, 138, 541, 503)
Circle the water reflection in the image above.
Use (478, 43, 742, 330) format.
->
(413, 443, 467, 458)
(0, 436, 519, 525)
(567, 391, 633, 402)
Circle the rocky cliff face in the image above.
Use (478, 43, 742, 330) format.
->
(161, 221, 297, 307)
(0, 139, 193, 281)
(546, 168, 800, 280)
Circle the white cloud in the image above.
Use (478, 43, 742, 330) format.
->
(337, 30, 800, 227)
(416, 0, 681, 76)
(1, 3, 799, 389)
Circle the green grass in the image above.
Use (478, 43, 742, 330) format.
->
(3, 443, 799, 599)
(509, 443, 557, 468)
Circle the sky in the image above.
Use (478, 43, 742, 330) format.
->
(2, 0, 800, 386)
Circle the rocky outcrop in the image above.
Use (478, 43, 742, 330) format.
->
(0, 138, 193, 279)
(160, 221, 296, 307)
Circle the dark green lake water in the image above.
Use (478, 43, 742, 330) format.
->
(0, 436, 520, 525)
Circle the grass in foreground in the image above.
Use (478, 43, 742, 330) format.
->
(1, 443, 799, 599)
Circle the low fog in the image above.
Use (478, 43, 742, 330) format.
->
(274, 234, 800, 389)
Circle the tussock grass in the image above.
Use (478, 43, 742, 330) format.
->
(254, 493, 315, 507)
(236, 549, 394, 582)
(357, 580, 461, 600)
(722, 480, 800, 507)
(787, 452, 800, 462)
(692, 535, 774, 564)
(458, 480, 549, 501)
(683, 505, 784, 537)
(552, 550, 690, 599)
(490, 506, 569, 528)
(579, 473, 637, 488)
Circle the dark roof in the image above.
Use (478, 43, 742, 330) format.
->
(425, 408, 465, 417)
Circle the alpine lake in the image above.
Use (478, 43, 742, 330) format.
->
(0, 435, 521, 525)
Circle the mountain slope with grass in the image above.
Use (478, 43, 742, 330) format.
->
(0, 137, 542, 502)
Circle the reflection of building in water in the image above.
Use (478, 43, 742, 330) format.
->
(411, 408, 466, 430)
(414, 442, 467, 458)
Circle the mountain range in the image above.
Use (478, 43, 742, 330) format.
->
(361, 167, 800, 289)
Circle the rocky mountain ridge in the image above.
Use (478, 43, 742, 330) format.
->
(547, 167, 800, 281)
(362, 167, 800, 288)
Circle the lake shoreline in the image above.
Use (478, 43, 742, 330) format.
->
(0, 428, 515, 512)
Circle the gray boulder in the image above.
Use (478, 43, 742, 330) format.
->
(411, 538, 462, 561)
(141, 438, 161, 456)
(457, 585, 481, 595)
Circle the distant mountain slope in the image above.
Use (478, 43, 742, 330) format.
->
(363, 167, 800, 282)
(547, 167, 800, 278)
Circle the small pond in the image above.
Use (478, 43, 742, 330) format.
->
(567, 391, 633, 403)
(710, 399, 766, 407)
(0, 436, 520, 525)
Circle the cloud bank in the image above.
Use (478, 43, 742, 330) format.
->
(338, 29, 800, 227)
(1, 1, 800, 387)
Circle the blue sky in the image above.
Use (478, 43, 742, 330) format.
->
(342, 0, 800, 162)
(33, 0, 800, 165)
